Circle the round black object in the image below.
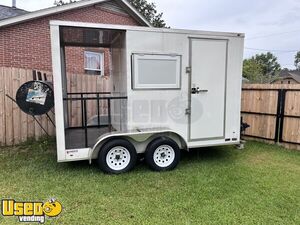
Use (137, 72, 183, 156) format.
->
(97, 139, 137, 174)
(16, 81, 54, 115)
(145, 137, 181, 171)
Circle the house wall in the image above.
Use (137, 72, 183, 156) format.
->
(0, 3, 140, 73)
(65, 47, 111, 76)
(272, 78, 299, 84)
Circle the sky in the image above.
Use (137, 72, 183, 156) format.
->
(1, 0, 300, 69)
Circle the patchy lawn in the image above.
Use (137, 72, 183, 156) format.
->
(0, 139, 299, 225)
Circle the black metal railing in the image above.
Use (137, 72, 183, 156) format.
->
(63, 92, 127, 147)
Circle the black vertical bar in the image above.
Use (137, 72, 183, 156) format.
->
(37, 71, 42, 80)
(84, 99, 88, 147)
(108, 98, 111, 131)
(44, 73, 47, 81)
(278, 90, 287, 143)
(32, 70, 37, 80)
(274, 89, 282, 142)
(81, 93, 84, 128)
(97, 93, 100, 127)
(240, 116, 243, 136)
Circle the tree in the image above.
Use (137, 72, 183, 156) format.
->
(243, 52, 281, 83)
(127, 0, 167, 27)
(253, 52, 281, 76)
(295, 51, 300, 71)
(243, 58, 264, 83)
(54, 0, 77, 6)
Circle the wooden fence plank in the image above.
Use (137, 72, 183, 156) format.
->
(242, 114, 276, 140)
(243, 83, 300, 90)
(12, 68, 21, 144)
(242, 90, 278, 114)
(93, 76, 99, 121)
(282, 118, 300, 143)
(75, 74, 82, 127)
(90, 75, 96, 121)
(82, 73, 87, 126)
(285, 91, 300, 116)
(38, 70, 49, 138)
(47, 73, 55, 136)
(42, 116, 48, 138)
(26, 69, 35, 140)
(19, 69, 28, 143)
(0, 67, 5, 146)
(70, 73, 77, 127)
(4, 68, 13, 145)
(86, 75, 91, 121)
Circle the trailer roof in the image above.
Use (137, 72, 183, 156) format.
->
(50, 20, 245, 38)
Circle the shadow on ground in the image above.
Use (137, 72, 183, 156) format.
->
(61, 145, 235, 173)
(181, 147, 232, 161)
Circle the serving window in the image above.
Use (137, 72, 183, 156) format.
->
(132, 53, 181, 89)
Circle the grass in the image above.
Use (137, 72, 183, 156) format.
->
(0, 139, 299, 225)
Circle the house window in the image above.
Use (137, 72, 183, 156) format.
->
(84, 51, 104, 75)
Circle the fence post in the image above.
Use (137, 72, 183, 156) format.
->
(278, 90, 287, 143)
(274, 89, 282, 143)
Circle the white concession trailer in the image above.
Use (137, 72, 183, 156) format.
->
(50, 20, 244, 173)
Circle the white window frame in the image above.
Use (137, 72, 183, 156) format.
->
(84, 51, 104, 75)
(132, 53, 181, 89)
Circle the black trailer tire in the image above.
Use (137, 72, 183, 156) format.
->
(97, 139, 137, 174)
(145, 137, 180, 171)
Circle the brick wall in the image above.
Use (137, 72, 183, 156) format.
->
(65, 47, 111, 76)
(0, 4, 140, 73)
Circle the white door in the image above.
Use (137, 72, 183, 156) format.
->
(189, 38, 228, 141)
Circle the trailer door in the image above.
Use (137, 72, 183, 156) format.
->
(189, 38, 228, 141)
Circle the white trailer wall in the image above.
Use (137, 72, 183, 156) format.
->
(125, 30, 244, 147)
(126, 30, 188, 138)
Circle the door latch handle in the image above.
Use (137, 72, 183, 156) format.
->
(191, 87, 208, 94)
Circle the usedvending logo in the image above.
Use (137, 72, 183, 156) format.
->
(1, 198, 62, 224)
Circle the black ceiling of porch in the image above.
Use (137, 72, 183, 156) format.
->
(60, 26, 124, 47)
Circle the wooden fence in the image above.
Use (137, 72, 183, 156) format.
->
(1, 68, 300, 150)
(0, 67, 111, 146)
(65, 73, 111, 128)
(242, 84, 300, 150)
